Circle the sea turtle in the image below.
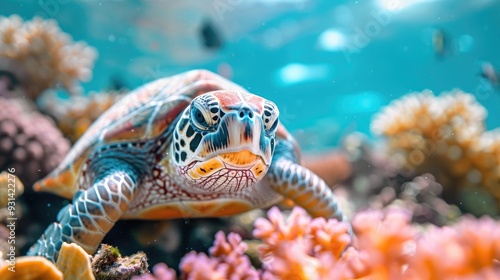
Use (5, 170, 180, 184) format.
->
(28, 70, 348, 262)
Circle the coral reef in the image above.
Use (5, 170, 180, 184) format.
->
(369, 173, 461, 225)
(92, 244, 149, 280)
(312, 132, 459, 226)
(136, 206, 500, 279)
(372, 89, 500, 215)
(0, 97, 70, 186)
(0, 15, 97, 99)
(254, 207, 351, 279)
(180, 231, 259, 279)
(39, 90, 127, 142)
(56, 242, 95, 280)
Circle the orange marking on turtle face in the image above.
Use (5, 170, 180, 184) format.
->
(212, 91, 241, 110)
(243, 94, 264, 113)
(188, 157, 225, 179)
(212, 91, 265, 114)
(219, 150, 261, 167)
(250, 161, 267, 180)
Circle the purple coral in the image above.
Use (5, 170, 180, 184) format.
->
(0, 97, 69, 186)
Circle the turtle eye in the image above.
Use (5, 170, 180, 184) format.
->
(263, 100, 279, 134)
(191, 106, 210, 130)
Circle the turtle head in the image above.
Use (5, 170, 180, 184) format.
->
(170, 90, 279, 193)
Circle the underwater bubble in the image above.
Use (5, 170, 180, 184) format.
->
(337, 91, 383, 113)
(318, 29, 346, 51)
(275, 63, 332, 86)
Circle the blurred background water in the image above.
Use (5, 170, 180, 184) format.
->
(2, 0, 500, 150)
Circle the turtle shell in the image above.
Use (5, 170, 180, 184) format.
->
(34, 70, 250, 199)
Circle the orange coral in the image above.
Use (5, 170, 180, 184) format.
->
(0, 15, 97, 99)
(372, 89, 500, 215)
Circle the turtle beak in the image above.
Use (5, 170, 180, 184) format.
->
(197, 111, 273, 166)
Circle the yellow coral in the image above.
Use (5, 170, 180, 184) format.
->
(0, 256, 63, 279)
(56, 242, 95, 280)
(0, 171, 23, 208)
(372, 89, 500, 214)
(0, 15, 97, 99)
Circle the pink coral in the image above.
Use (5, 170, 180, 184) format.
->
(253, 207, 351, 280)
(132, 263, 176, 280)
(406, 216, 500, 279)
(180, 231, 259, 280)
(142, 207, 500, 280)
(348, 208, 416, 279)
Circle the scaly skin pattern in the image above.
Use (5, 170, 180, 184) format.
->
(267, 141, 348, 222)
(28, 70, 349, 262)
(28, 164, 138, 262)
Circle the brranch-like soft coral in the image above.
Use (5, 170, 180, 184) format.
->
(137, 207, 500, 280)
(372, 89, 500, 215)
(0, 15, 97, 98)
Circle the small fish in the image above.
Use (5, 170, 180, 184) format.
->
(432, 28, 451, 58)
(108, 74, 128, 91)
(200, 19, 223, 50)
(479, 62, 499, 87)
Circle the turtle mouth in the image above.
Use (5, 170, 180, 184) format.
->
(218, 150, 264, 168)
(187, 150, 268, 180)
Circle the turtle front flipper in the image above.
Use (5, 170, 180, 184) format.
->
(27, 165, 139, 262)
(268, 140, 348, 223)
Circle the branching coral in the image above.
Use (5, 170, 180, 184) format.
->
(0, 15, 97, 99)
(0, 97, 70, 186)
(372, 89, 500, 215)
(405, 216, 500, 279)
(180, 231, 260, 279)
(39, 90, 126, 142)
(137, 206, 500, 280)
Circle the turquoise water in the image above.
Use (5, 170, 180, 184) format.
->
(3, 0, 500, 150)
